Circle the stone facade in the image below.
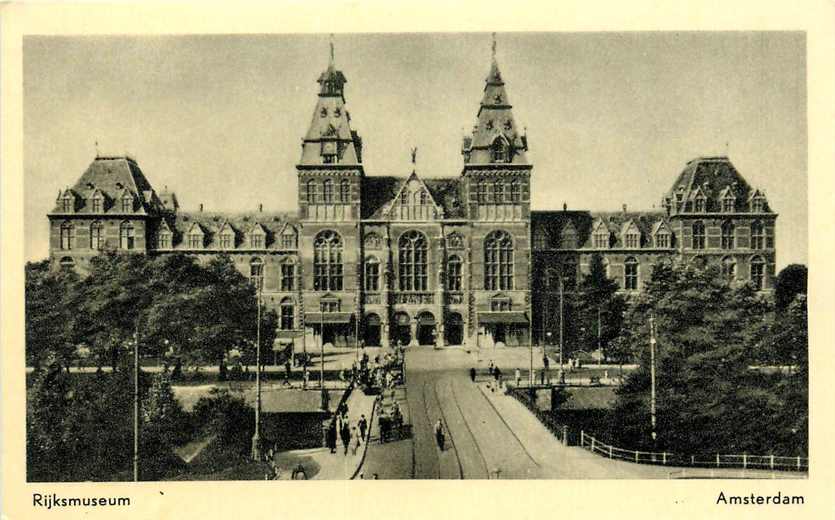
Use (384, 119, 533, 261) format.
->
(47, 47, 777, 350)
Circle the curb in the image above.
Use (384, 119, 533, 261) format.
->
(350, 395, 378, 480)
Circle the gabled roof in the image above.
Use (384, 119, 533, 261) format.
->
(651, 219, 672, 235)
(217, 220, 236, 235)
(186, 222, 205, 235)
(50, 156, 159, 215)
(532, 210, 671, 249)
(664, 156, 758, 214)
(382, 171, 444, 219)
(620, 219, 641, 236)
(362, 175, 465, 219)
(158, 211, 297, 251)
(249, 222, 269, 236)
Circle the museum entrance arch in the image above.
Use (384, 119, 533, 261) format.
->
(392, 312, 411, 347)
(364, 313, 381, 347)
(445, 312, 464, 346)
(416, 311, 436, 346)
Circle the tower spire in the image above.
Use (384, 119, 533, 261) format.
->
(491, 32, 496, 59)
(329, 33, 335, 66)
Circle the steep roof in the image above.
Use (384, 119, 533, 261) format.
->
(532, 209, 671, 249)
(664, 156, 764, 213)
(361, 175, 465, 219)
(50, 156, 161, 215)
(159, 210, 298, 251)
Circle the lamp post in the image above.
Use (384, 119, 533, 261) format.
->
(597, 306, 603, 367)
(320, 311, 327, 410)
(133, 323, 139, 482)
(558, 276, 565, 378)
(251, 283, 263, 461)
(649, 312, 657, 444)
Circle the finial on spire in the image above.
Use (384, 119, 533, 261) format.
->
(95, 140, 99, 157)
(491, 32, 497, 58)
(329, 33, 335, 65)
(411, 146, 418, 165)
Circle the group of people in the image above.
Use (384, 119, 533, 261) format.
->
(326, 402, 370, 457)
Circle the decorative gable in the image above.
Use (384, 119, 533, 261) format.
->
(748, 189, 768, 213)
(651, 220, 672, 248)
(118, 188, 136, 213)
(590, 218, 611, 249)
(718, 186, 737, 212)
(58, 189, 78, 213)
(559, 220, 578, 249)
(621, 220, 641, 248)
(279, 223, 298, 249)
(248, 222, 268, 248)
(217, 221, 236, 249)
(383, 173, 443, 221)
(186, 222, 205, 249)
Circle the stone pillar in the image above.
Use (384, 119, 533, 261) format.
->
(409, 317, 419, 347)
(382, 320, 390, 349)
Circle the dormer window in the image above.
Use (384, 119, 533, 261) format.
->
(91, 195, 103, 213)
(751, 194, 766, 213)
(188, 230, 203, 249)
(560, 224, 578, 249)
(625, 232, 640, 249)
(250, 234, 264, 249)
(593, 230, 610, 249)
(121, 193, 133, 213)
(281, 228, 297, 249)
(694, 197, 706, 213)
(722, 193, 736, 212)
(655, 231, 670, 248)
(156, 230, 171, 250)
(61, 195, 73, 213)
(219, 231, 234, 249)
(533, 229, 549, 250)
(491, 138, 508, 163)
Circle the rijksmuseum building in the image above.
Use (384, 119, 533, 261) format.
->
(47, 45, 777, 352)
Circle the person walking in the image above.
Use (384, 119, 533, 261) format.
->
(434, 419, 445, 451)
(488, 361, 495, 378)
(327, 420, 338, 454)
(469, 366, 476, 383)
(358, 414, 368, 441)
(284, 359, 292, 385)
(351, 426, 361, 455)
(515, 367, 521, 387)
(340, 420, 351, 455)
(543, 355, 550, 384)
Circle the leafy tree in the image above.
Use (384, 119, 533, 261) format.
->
(143, 372, 190, 446)
(606, 258, 801, 456)
(192, 388, 254, 455)
(573, 253, 627, 361)
(26, 360, 72, 480)
(774, 264, 807, 312)
(25, 261, 78, 370)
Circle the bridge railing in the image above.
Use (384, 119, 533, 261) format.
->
(579, 431, 808, 472)
(505, 387, 571, 446)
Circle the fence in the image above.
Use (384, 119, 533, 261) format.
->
(506, 387, 571, 446)
(579, 431, 808, 472)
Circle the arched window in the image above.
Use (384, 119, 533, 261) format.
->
(280, 297, 294, 330)
(399, 231, 428, 291)
(692, 221, 706, 250)
(447, 255, 462, 291)
(624, 257, 639, 291)
(364, 257, 380, 292)
(721, 256, 736, 283)
(419, 189, 428, 205)
(510, 179, 521, 203)
(721, 221, 735, 249)
(751, 220, 764, 250)
(306, 180, 317, 203)
(250, 257, 264, 290)
(120, 221, 135, 250)
(750, 256, 765, 290)
(90, 221, 103, 250)
(491, 137, 508, 163)
(280, 259, 295, 291)
(485, 230, 513, 290)
(323, 179, 334, 204)
(340, 179, 351, 202)
(314, 231, 343, 291)
(60, 221, 74, 250)
(59, 256, 75, 270)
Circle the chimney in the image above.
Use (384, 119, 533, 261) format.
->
(563, 202, 567, 211)
(199, 203, 203, 212)
(259, 203, 263, 213)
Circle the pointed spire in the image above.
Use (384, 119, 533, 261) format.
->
(491, 32, 497, 59)
(329, 33, 335, 67)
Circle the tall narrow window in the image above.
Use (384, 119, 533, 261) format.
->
(721, 256, 736, 283)
(61, 196, 73, 213)
(624, 257, 639, 291)
(485, 181, 495, 203)
(751, 197, 765, 213)
(478, 180, 488, 203)
(485, 230, 513, 290)
(120, 221, 135, 250)
(722, 194, 735, 213)
(624, 232, 640, 249)
(280, 298, 294, 330)
(750, 256, 765, 290)
(91, 196, 102, 213)
(281, 228, 297, 249)
(692, 221, 706, 250)
(188, 231, 202, 249)
(694, 197, 705, 213)
(545, 268, 559, 290)
(306, 180, 317, 203)
(340, 180, 350, 202)
(60, 221, 74, 250)
(655, 231, 670, 248)
(751, 220, 764, 250)
(323, 179, 334, 203)
(510, 180, 521, 203)
(398, 231, 428, 291)
(90, 221, 103, 250)
(721, 221, 735, 250)
(314, 230, 343, 291)
(250, 257, 264, 290)
(364, 257, 380, 292)
(219, 232, 233, 249)
(281, 262, 295, 291)
(447, 255, 462, 291)
(491, 138, 508, 162)
(121, 194, 133, 213)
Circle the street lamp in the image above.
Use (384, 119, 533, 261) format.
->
(649, 312, 657, 444)
(132, 323, 140, 482)
(251, 283, 263, 461)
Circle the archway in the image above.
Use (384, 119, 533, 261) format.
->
(364, 313, 381, 347)
(416, 311, 436, 346)
(392, 312, 411, 347)
(445, 312, 464, 346)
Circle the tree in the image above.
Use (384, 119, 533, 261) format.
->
(25, 261, 80, 370)
(573, 253, 626, 361)
(606, 258, 800, 456)
(774, 264, 807, 312)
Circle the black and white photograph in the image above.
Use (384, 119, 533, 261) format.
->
(17, 28, 813, 485)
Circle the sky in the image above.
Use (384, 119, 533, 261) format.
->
(24, 32, 807, 269)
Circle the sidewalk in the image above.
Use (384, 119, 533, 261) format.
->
(360, 386, 412, 479)
(477, 383, 806, 479)
(271, 389, 378, 480)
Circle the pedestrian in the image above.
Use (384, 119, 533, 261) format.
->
(303, 367, 310, 389)
(469, 366, 476, 383)
(358, 414, 368, 441)
(352, 426, 361, 455)
(340, 421, 351, 455)
(284, 359, 292, 383)
(488, 361, 495, 378)
(540, 368, 545, 385)
(327, 420, 337, 454)
(515, 368, 521, 387)
(434, 419, 445, 451)
(494, 366, 501, 383)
